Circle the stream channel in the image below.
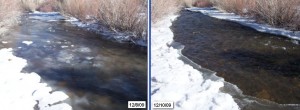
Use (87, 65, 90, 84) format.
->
(0, 12, 147, 110)
(172, 10, 300, 110)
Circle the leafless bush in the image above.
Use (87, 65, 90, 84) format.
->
(212, 0, 254, 14)
(193, 0, 213, 7)
(20, 0, 45, 12)
(59, 0, 97, 20)
(252, 0, 300, 28)
(37, 0, 60, 12)
(60, 0, 147, 39)
(97, 0, 147, 38)
(0, 0, 20, 27)
(152, 0, 181, 23)
(212, 0, 300, 30)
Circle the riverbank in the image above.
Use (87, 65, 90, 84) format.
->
(29, 11, 147, 47)
(151, 14, 239, 110)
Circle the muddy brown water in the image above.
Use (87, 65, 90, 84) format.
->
(0, 13, 147, 110)
(172, 10, 300, 109)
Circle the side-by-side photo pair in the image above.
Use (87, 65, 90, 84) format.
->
(0, 0, 299, 110)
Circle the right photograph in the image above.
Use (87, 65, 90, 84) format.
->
(151, 0, 300, 110)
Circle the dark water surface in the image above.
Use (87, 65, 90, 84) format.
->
(0, 13, 147, 110)
(172, 10, 300, 108)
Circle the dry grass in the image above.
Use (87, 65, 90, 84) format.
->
(193, 0, 213, 7)
(20, 0, 46, 12)
(151, 0, 182, 23)
(60, 0, 147, 39)
(182, 0, 213, 7)
(0, 0, 20, 27)
(211, 0, 300, 30)
(37, 0, 60, 12)
(252, 0, 300, 29)
(212, 0, 254, 14)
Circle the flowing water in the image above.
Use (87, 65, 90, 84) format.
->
(0, 13, 147, 110)
(172, 10, 300, 109)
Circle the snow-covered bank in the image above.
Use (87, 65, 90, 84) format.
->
(0, 48, 71, 110)
(187, 7, 300, 40)
(151, 15, 239, 110)
(29, 11, 147, 47)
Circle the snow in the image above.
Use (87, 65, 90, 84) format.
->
(2, 41, 8, 44)
(187, 7, 300, 40)
(0, 48, 71, 110)
(151, 15, 240, 110)
(22, 41, 33, 45)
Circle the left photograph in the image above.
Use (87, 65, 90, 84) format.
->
(0, 0, 148, 110)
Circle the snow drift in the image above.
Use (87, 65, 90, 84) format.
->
(0, 48, 71, 110)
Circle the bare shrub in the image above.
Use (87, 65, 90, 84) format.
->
(211, 0, 300, 30)
(252, 0, 300, 28)
(152, 0, 181, 23)
(193, 0, 213, 7)
(97, 0, 147, 38)
(59, 0, 97, 20)
(20, 0, 45, 12)
(60, 0, 147, 39)
(0, 0, 20, 27)
(37, 0, 60, 12)
(212, 0, 252, 14)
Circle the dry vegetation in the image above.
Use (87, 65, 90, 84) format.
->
(20, 0, 45, 12)
(213, 0, 300, 30)
(2, 0, 147, 39)
(0, 0, 20, 29)
(60, 0, 147, 39)
(151, 0, 182, 23)
(186, 0, 300, 30)
(151, 0, 215, 23)
(152, 0, 300, 31)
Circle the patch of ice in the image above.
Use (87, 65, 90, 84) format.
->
(85, 56, 94, 60)
(151, 15, 239, 110)
(61, 45, 69, 48)
(57, 51, 74, 63)
(187, 7, 300, 40)
(22, 41, 33, 45)
(29, 11, 64, 21)
(76, 47, 91, 53)
(0, 48, 71, 110)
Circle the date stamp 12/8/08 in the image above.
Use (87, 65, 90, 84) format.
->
(128, 101, 146, 108)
